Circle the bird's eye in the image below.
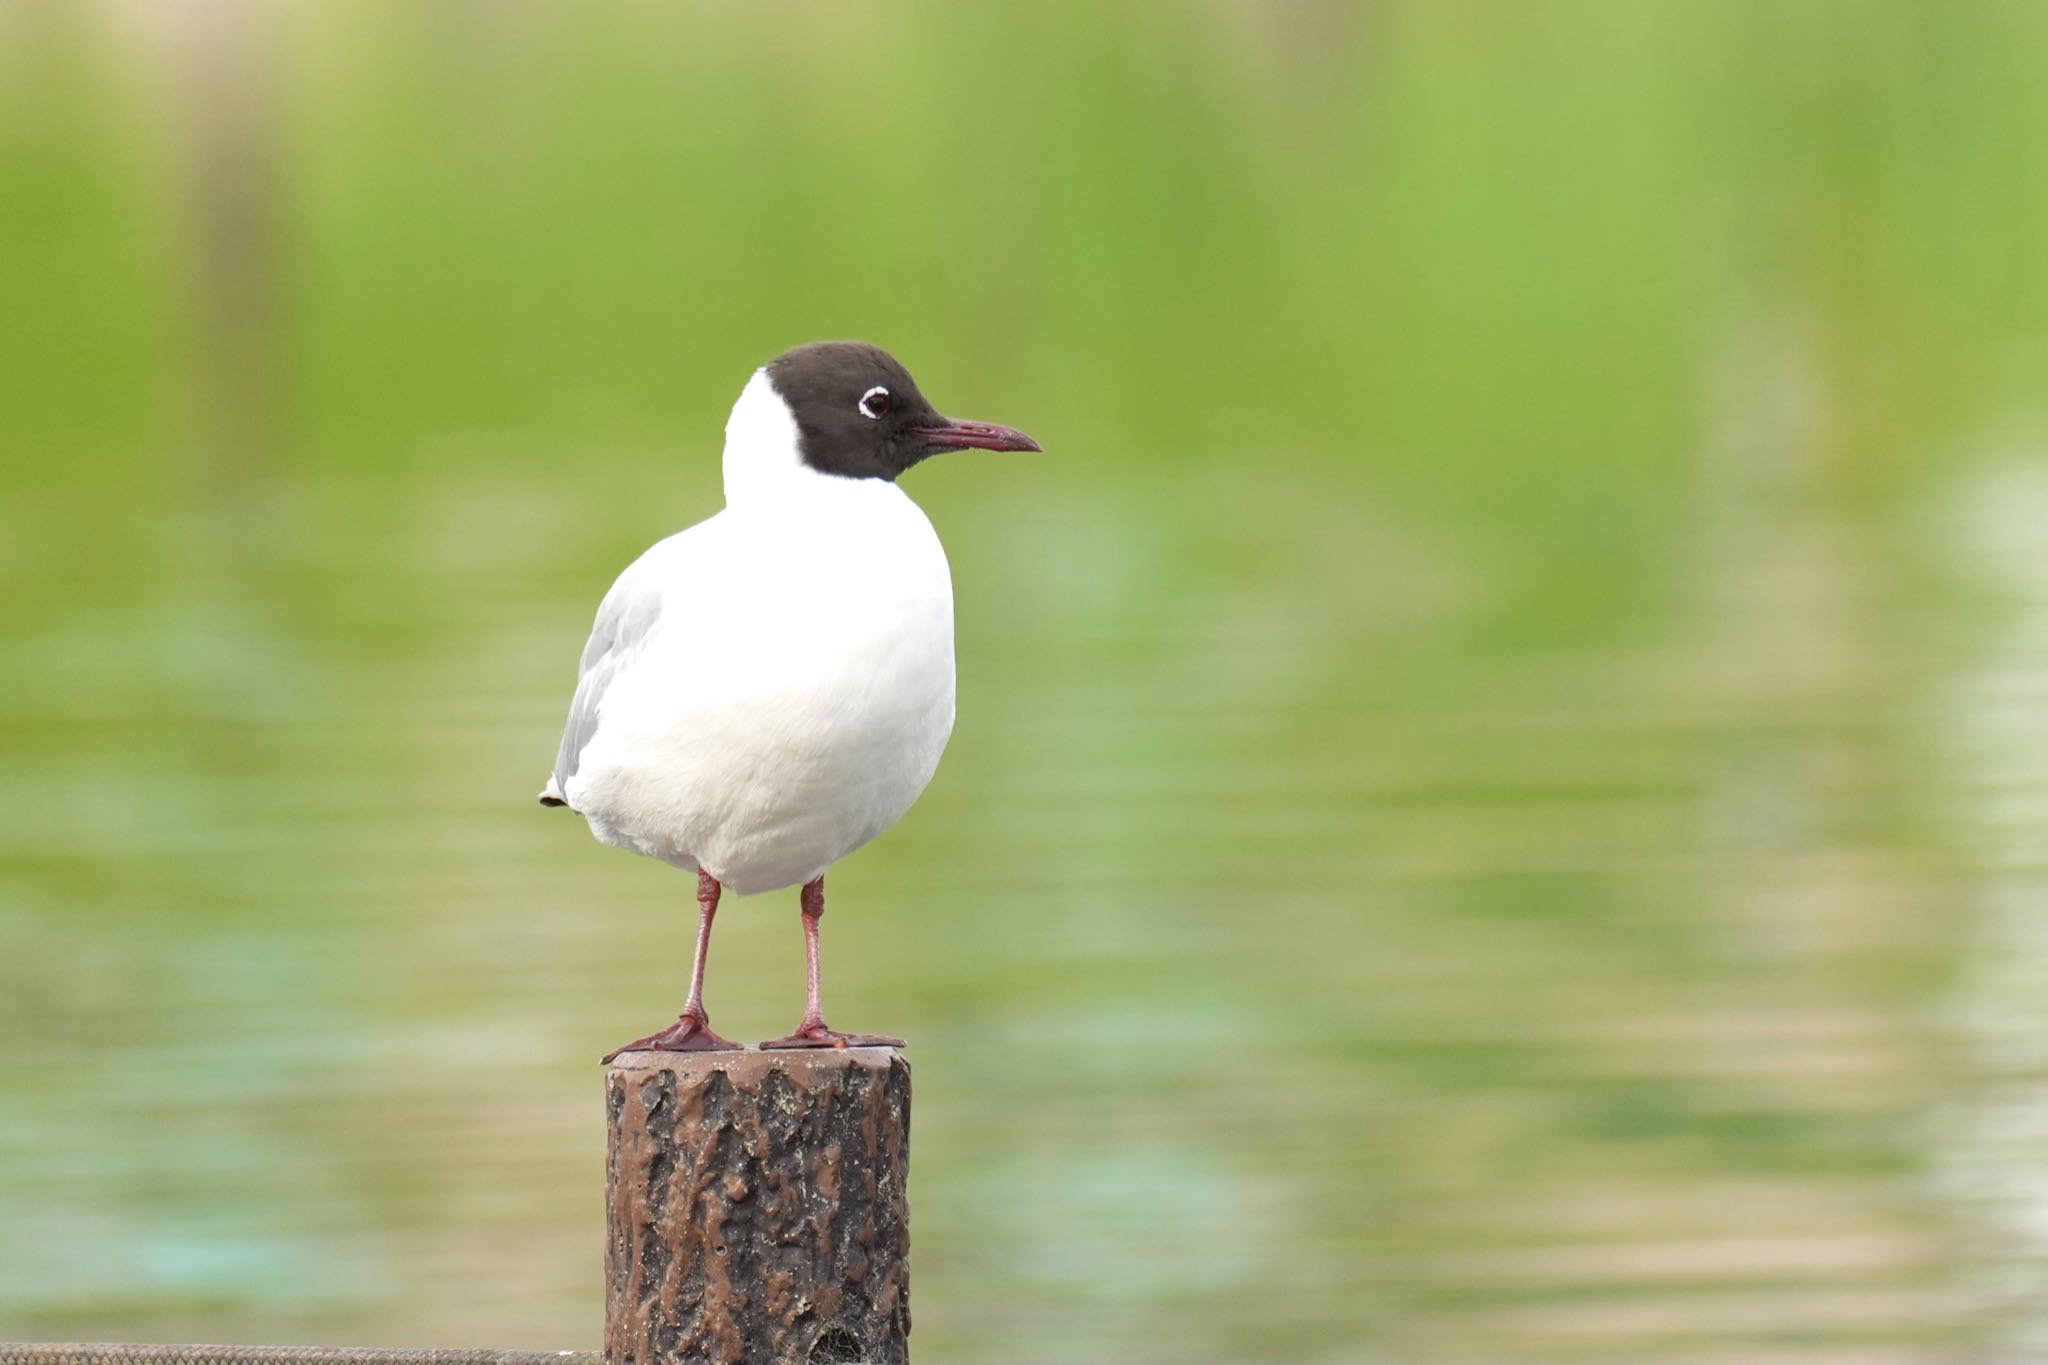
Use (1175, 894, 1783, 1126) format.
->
(859, 386, 892, 420)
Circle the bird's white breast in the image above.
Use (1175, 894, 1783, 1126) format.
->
(566, 478, 957, 895)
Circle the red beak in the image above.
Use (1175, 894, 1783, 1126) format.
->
(911, 418, 1042, 453)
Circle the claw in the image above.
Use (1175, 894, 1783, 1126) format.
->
(603, 1010, 743, 1063)
(759, 1023, 905, 1050)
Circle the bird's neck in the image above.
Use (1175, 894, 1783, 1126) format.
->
(721, 368, 842, 508)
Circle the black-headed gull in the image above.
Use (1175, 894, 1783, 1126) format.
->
(540, 341, 1039, 1058)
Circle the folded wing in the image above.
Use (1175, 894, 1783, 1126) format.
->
(539, 552, 672, 808)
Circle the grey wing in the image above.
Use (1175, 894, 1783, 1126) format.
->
(539, 573, 665, 806)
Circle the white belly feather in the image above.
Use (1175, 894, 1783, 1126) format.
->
(564, 481, 956, 895)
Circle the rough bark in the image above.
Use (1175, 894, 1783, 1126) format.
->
(605, 1049, 911, 1365)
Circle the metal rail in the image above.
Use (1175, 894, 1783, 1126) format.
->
(0, 1349, 599, 1365)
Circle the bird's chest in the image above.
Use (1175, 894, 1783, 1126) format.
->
(720, 496, 950, 671)
(678, 498, 957, 884)
(669, 491, 957, 774)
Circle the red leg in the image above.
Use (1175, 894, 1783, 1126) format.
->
(760, 876, 904, 1049)
(604, 867, 742, 1061)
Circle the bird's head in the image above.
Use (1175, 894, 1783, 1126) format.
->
(759, 341, 1041, 483)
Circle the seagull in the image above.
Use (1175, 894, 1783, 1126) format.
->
(540, 341, 1040, 1059)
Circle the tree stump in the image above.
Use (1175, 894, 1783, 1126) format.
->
(604, 1049, 911, 1365)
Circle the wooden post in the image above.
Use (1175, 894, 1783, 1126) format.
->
(604, 1049, 911, 1365)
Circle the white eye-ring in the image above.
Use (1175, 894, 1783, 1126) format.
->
(859, 385, 892, 420)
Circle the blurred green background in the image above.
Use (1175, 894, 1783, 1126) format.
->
(5, 2, 2048, 1361)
